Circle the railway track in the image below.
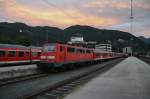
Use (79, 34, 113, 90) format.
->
(138, 56, 150, 64)
(22, 58, 124, 99)
(0, 59, 122, 87)
(0, 73, 48, 87)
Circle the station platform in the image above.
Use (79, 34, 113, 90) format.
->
(0, 64, 38, 80)
(0, 64, 37, 72)
(63, 57, 150, 99)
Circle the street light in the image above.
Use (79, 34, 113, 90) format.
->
(130, 38, 134, 56)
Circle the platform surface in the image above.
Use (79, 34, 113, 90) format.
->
(0, 64, 37, 72)
(63, 57, 150, 99)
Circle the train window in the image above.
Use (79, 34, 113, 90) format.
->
(0, 51, 6, 57)
(110, 54, 112, 57)
(67, 47, 75, 52)
(60, 46, 63, 52)
(86, 50, 91, 53)
(101, 53, 104, 57)
(104, 53, 108, 57)
(8, 51, 16, 57)
(76, 49, 83, 53)
(32, 52, 38, 56)
(76, 49, 80, 53)
(80, 49, 84, 53)
(26, 52, 30, 57)
(82, 50, 85, 53)
(38, 52, 41, 56)
(18, 51, 24, 57)
(96, 53, 100, 57)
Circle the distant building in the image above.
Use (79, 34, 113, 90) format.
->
(70, 35, 84, 42)
(86, 41, 97, 48)
(123, 47, 133, 55)
(67, 34, 87, 46)
(67, 34, 97, 48)
(95, 44, 112, 52)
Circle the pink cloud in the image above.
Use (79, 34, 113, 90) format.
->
(1, 0, 119, 28)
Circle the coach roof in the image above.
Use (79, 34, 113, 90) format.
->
(0, 44, 28, 49)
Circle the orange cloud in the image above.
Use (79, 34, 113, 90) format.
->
(83, 0, 129, 9)
(4, 1, 119, 28)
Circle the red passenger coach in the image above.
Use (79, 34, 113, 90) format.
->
(0, 44, 30, 65)
(38, 43, 94, 68)
(0, 44, 42, 66)
(94, 49, 124, 61)
(30, 46, 42, 63)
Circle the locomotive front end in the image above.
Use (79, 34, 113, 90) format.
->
(38, 43, 57, 68)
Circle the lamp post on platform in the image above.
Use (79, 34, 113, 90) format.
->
(130, 0, 134, 34)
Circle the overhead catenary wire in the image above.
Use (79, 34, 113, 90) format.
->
(42, 0, 80, 24)
(41, 0, 82, 43)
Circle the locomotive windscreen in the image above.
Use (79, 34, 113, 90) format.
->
(43, 44, 56, 52)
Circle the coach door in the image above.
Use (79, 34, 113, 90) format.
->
(59, 45, 65, 62)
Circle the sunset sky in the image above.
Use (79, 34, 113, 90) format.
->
(0, 0, 150, 37)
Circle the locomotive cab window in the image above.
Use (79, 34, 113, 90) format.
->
(8, 51, 16, 57)
(43, 44, 56, 52)
(0, 51, 6, 57)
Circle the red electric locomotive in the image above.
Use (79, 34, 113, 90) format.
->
(38, 43, 93, 68)
(39, 43, 125, 69)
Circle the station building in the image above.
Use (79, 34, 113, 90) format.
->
(95, 44, 112, 52)
(122, 46, 133, 56)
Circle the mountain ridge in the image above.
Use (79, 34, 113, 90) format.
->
(0, 22, 149, 52)
(138, 36, 150, 44)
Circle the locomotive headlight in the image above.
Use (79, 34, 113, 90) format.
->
(47, 56, 55, 59)
(41, 56, 46, 59)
